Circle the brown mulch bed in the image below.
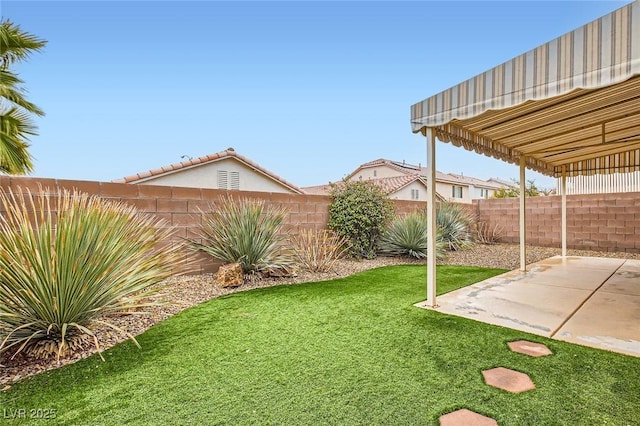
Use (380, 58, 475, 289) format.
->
(1, 244, 637, 387)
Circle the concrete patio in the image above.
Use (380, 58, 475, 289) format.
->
(417, 256, 640, 357)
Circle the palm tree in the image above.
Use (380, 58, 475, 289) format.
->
(0, 20, 46, 174)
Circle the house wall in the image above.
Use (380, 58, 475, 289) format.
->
(390, 181, 427, 201)
(438, 181, 471, 204)
(469, 185, 494, 200)
(473, 192, 640, 252)
(352, 165, 409, 180)
(137, 158, 296, 194)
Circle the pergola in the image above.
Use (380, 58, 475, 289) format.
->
(411, 1, 640, 307)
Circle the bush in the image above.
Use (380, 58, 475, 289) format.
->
(0, 188, 181, 360)
(291, 229, 349, 273)
(436, 201, 474, 251)
(378, 212, 446, 260)
(190, 196, 293, 274)
(328, 180, 394, 259)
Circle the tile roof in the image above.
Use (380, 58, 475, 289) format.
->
(303, 176, 445, 201)
(113, 148, 304, 194)
(301, 184, 332, 195)
(351, 158, 511, 188)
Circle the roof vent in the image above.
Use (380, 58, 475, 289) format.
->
(227, 147, 235, 152)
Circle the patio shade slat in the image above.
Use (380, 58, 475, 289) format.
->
(411, 0, 640, 177)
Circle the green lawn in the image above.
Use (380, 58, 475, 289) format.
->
(2, 265, 639, 425)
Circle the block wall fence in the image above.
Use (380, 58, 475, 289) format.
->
(1, 177, 638, 275)
(473, 192, 640, 253)
(0, 177, 427, 274)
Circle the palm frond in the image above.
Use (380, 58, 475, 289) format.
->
(0, 70, 45, 116)
(0, 20, 47, 69)
(0, 109, 35, 173)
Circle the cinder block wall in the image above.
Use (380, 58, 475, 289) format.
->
(0, 177, 427, 274)
(3, 176, 637, 275)
(474, 192, 640, 253)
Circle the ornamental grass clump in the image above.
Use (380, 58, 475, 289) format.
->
(436, 201, 474, 251)
(0, 188, 182, 360)
(290, 229, 350, 273)
(378, 212, 446, 260)
(190, 196, 293, 274)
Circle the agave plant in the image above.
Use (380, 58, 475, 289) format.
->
(378, 212, 446, 260)
(0, 188, 182, 360)
(290, 229, 350, 272)
(190, 195, 293, 274)
(436, 201, 475, 251)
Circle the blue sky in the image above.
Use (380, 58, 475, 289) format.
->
(3, 0, 631, 189)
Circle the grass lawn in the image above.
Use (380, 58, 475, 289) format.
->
(1, 265, 639, 425)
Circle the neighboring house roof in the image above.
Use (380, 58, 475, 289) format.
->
(113, 148, 304, 194)
(487, 177, 519, 188)
(302, 175, 445, 201)
(346, 158, 421, 180)
(447, 173, 506, 190)
(302, 184, 332, 195)
(348, 158, 508, 189)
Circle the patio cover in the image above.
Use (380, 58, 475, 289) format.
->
(411, 1, 640, 307)
(411, 0, 640, 177)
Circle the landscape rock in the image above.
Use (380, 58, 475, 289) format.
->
(215, 262, 244, 288)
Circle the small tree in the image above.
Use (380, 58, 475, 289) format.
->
(493, 179, 541, 198)
(328, 179, 394, 259)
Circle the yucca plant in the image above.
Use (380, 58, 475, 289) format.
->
(436, 201, 474, 251)
(190, 196, 293, 274)
(378, 212, 446, 260)
(290, 229, 350, 273)
(0, 188, 182, 360)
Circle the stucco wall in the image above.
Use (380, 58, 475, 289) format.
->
(352, 165, 407, 180)
(137, 158, 296, 194)
(390, 181, 427, 201)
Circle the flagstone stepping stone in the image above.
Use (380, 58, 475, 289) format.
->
(508, 340, 552, 357)
(482, 367, 535, 393)
(439, 409, 498, 426)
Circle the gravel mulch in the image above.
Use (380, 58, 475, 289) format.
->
(1, 243, 637, 387)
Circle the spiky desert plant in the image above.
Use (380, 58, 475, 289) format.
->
(0, 188, 182, 360)
(474, 221, 504, 244)
(290, 229, 350, 273)
(436, 201, 474, 251)
(190, 196, 293, 274)
(378, 212, 446, 260)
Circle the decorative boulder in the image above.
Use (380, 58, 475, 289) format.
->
(215, 263, 244, 288)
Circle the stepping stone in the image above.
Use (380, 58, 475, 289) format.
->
(508, 340, 552, 357)
(439, 409, 498, 426)
(482, 367, 535, 393)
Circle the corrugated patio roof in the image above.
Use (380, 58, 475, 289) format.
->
(411, 1, 640, 178)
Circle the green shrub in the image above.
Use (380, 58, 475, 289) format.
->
(378, 212, 446, 260)
(436, 201, 474, 251)
(328, 180, 394, 259)
(0, 188, 181, 360)
(190, 195, 293, 274)
(291, 229, 349, 272)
